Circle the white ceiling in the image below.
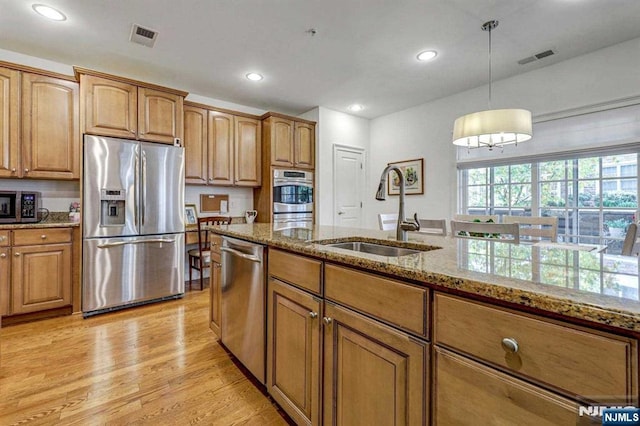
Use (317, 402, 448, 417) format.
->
(2, 0, 640, 119)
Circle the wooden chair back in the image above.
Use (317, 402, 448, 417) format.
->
(454, 214, 500, 223)
(197, 216, 231, 253)
(451, 220, 520, 244)
(503, 216, 558, 242)
(417, 219, 447, 236)
(378, 213, 398, 231)
(621, 223, 639, 256)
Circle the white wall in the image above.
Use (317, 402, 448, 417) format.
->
(299, 107, 370, 226)
(369, 37, 640, 224)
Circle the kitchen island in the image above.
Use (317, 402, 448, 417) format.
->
(210, 223, 639, 425)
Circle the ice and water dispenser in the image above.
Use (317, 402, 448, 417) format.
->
(100, 189, 126, 226)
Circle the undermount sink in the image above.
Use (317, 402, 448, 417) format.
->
(324, 241, 421, 257)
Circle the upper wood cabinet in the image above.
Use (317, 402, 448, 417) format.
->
(183, 102, 261, 187)
(77, 68, 186, 145)
(0, 67, 20, 178)
(22, 73, 79, 179)
(0, 63, 79, 180)
(262, 114, 315, 170)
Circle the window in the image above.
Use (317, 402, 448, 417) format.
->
(460, 152, 639, 254)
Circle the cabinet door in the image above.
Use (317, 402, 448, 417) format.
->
(209, 261, 222, 337)
(22, 73, 79, 179)
(0, 66, 20, 178)
(323, 302, 427, 426)
(0, 247, 9, 316)
(183, 105, 208, 184)
(81, 74, 137, 139)
(138, 87, 183, 144)
(11, 243, 72, 314)
(434, 347, 590, 425)
(269, 117, 294, 167)
(208, 111, 234, 185)
(234, 116, 261, 187)
(294, 122, 315, 169)
(267, 278, 321, 426)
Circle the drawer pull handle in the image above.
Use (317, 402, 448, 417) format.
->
(0, 253, 6, 258)
(323, 317, 332, 325)
(501, 337, 519, 353)
(0, 236, 5, 242)
(309, 312, 318, 319)
(41, 235, 47, 239)
(14, 252, 21, 257)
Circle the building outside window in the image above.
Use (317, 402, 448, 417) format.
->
(460, 152, 639, 254)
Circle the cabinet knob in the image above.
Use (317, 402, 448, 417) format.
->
(501, 337, 519, 354)
(24, 168, 29, 173)
(338, 211, 345, 215)
(14, 252, 20, 257)
(41, 234, 47, 239)
(309, 312, 318, 319)
(0, 236, 5, 242)
(11, 168, 16, 173)
(0, 253, 6, 258)
(323, 317, 332, 325)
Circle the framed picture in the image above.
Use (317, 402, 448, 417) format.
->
(387, 158, 424, 196)
(184, 204, 198, 225)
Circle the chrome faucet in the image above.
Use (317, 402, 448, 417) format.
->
(375, 165, 420, 241)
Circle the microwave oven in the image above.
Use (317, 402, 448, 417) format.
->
(0, 191, 41, 223)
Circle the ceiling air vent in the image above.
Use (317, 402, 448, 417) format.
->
(518, 49, 556, 65)
(130, 24, 158, 48)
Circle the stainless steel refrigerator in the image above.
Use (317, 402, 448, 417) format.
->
(82, 135, 185, 316)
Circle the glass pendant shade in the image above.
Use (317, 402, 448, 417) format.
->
(452, 108, 532, 147)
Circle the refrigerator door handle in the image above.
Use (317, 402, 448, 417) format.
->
(97, 238, 176, 248)
(141, 151, 146, 226)
(134, 150, 139, 227)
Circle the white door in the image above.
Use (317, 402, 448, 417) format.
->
(333, 145, 364, 227)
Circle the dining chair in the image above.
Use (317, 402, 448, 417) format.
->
(188, 216, 231, 290)
(417, 219, 447, 236)
(450, 220, 520, 244)
(503, 216, 558, 242)
(621, 223, 639, 256)
(378, 213, 399, 231)
(454, 214, 500, 223)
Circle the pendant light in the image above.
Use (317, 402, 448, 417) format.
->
(452, 20, 532, 150)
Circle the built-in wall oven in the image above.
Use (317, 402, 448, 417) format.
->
(272, 169, 313, 230)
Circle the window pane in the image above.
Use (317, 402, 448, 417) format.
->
(540, 182, 567, 207)
(578, 181, 599, 207)
(539, 160, 569, 181)
(510, 164, 531, 183)
(602, 166, 617, 177)
(510, 184, 532, 207)
(493, 185, 509, 207)
(578, 157, 599, 179)
(602, 183, 637, 207)
(494, 166, 509, 184)
(577, 210, 600, 236)
(467, 186, 487, 207)
(620, 179, 637, 193)
(621, 164, 637, 177)
(468, 168, 487, 185)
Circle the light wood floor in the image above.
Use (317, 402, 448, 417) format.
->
(0, 290, 289, 426)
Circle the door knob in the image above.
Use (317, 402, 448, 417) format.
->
(309, 312, 318, 319)
(323, 317, 332, 325)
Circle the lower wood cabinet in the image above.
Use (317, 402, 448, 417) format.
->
(323, 302, 428, 426)
(11, 242, 71, 314)
(0, 245, 9, 316)
(433, 347, 590, 426)
(267, 277, 322, 426)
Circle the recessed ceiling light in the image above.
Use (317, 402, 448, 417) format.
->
(349, 104, 364, 112)
(32, 4, 67, 21)
(416, 50, 437, 62)
(245, 72, 263, 81)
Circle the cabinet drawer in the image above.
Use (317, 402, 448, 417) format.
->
(0, 230, 9, 246)
(13, 228, 72, 246)
(434, 293, 638, 403)
(269, 249, 322, 294)
(325, 264, 428, 338)
(434, 347, 589, 426)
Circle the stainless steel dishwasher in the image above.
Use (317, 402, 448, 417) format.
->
(220, 236, 266, 384)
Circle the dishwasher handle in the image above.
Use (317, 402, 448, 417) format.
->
(220, 246, 262, 263)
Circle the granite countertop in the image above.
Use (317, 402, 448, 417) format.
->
(0, 212, 80, 229)
(208, 223, 640, 333)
